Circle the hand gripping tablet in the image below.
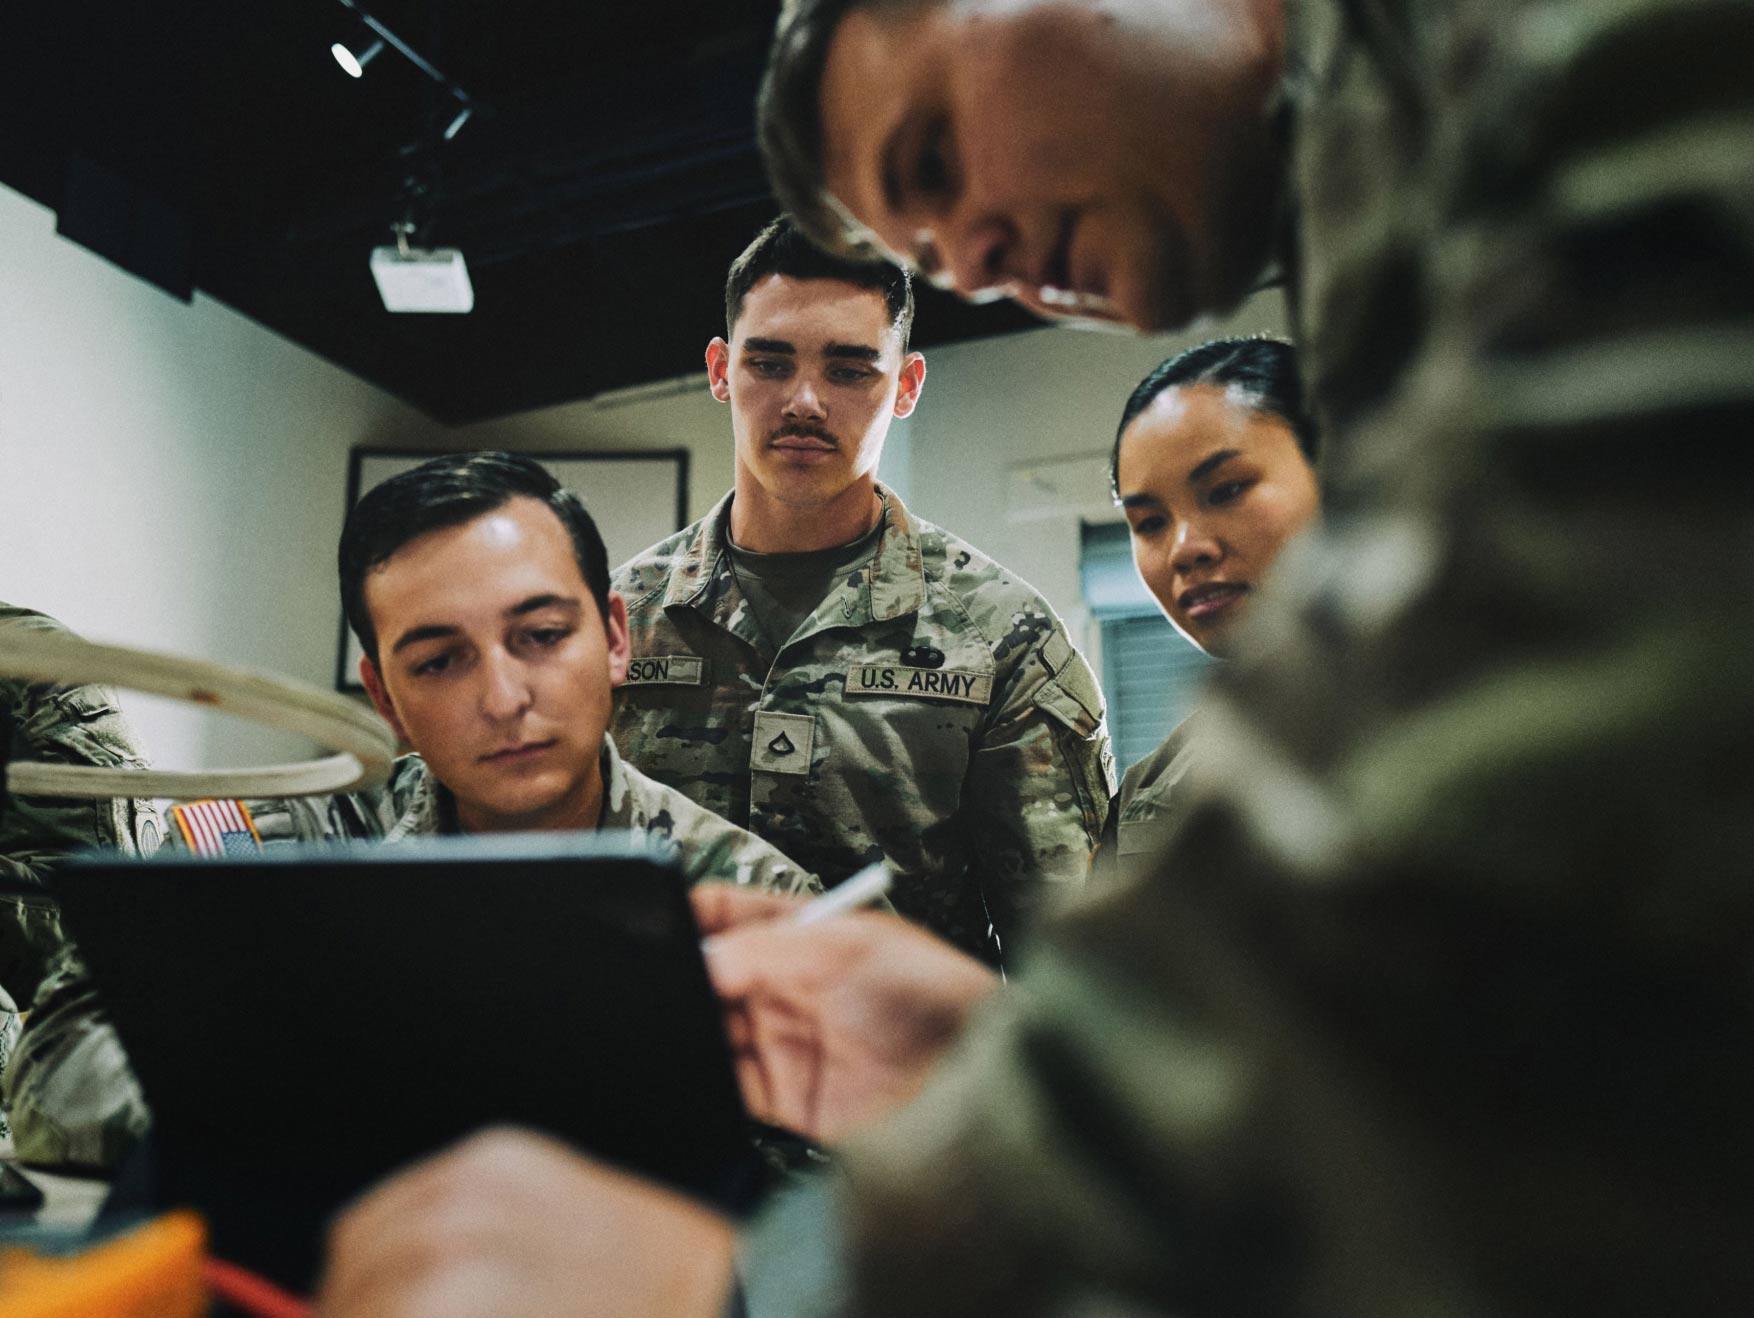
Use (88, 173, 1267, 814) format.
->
(0, 631, 395, 801)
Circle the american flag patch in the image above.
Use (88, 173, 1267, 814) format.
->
(170, 800, 263, 858)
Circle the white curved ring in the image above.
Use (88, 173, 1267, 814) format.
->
(0, 632, 396, 800)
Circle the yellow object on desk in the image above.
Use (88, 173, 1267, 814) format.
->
(0, 1210, 206, 1318)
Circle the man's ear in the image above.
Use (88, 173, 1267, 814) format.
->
(603, 592, 631, 688)
(893, 351, 927, 418)
(705, 338, 733, 403)
(358, 657, 410, 742)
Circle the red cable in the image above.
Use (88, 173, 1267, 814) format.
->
(202, 1256, 314, 1318)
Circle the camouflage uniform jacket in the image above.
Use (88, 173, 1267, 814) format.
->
(165, 734, 819, 897)
(1089, 713, 1197, 890)
(611, 485, 1115, 964)
(0, 603, 159, 1166)
(816, 0, 1754, 1314)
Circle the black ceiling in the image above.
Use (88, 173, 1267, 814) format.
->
(0, 2, 1037, 424)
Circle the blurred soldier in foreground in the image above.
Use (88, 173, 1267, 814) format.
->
(319, 0, 1754, 1313)
(1, 603, 158, 1168)
(613, 218, 1113, 965)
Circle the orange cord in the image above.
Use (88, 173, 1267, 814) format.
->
(201, 1257, 313, 1318)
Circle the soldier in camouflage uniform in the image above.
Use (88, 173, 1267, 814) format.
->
(149, 451, 818, 896)
(164, 732, 816, 898)
(1, 603, 158, 1168)
(613, 220, 1114, 966)
(754, 0, 1754, 1312)
(312, 0, 1754, 1313)
(1094, 337, 1322, 889)
(9, 458, 814, 1169)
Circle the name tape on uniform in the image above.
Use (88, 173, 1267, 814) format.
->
(623, 655, 707, 687)
(845, 664, 993, 706)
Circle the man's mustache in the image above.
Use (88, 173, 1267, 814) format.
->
(768, 424, 839, 446)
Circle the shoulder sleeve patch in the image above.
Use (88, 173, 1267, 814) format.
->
(1033, 633, 1102, 724)
(1033, 678, 1102, 740)
(170, 800, 263, 858)
(1039, 629, 1073, 676)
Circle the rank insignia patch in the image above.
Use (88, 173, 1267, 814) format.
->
(752, 711, 814, 775)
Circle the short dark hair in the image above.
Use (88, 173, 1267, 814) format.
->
(1111, 336, 1320, 500)
(726, 218, 914, 349)
(339, 451, 612, 663)
(758, 0, 899, 261)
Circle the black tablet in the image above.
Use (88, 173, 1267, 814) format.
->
(53, 833, 758, 1286)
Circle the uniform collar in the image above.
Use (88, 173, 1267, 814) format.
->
(382, 756, 444, 842)
(666, 484, 925, 644)
(391, 738, 625, 838)
(864, 485, 926, 622)
(662, 489, 734, 611)
(597, 733, 646, 831)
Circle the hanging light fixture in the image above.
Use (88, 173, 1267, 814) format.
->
(442, 103, 473, 141)
(330, 33, 384, 78)
(370, 220, 475, 314)
(327, 1, 481, 312)
(328, 0, 478, 131)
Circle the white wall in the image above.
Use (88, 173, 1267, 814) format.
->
(0, 183, 440, 769)
(436, 375, 738, 532)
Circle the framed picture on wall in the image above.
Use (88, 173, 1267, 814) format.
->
(335, 447, 689, 692)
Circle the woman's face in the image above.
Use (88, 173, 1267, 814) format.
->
(1116, 383, 1319, 656)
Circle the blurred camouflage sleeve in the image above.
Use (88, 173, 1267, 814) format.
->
(3, 941, 148, 1167)
(825, 0, 1754, 1313)
(0, 623, 160, 997)
(0, 604, 159, 1165)
(962, 627, 1114, 948)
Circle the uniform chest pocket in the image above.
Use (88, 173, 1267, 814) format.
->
(822, 664, 990, 803)
(801, 683, 979, 827)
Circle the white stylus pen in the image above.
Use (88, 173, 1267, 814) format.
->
(789, 860, 893, 927)
(702, 861, 893, 953)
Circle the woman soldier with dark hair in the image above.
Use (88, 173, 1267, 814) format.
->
(1100, 335, 1320, 878)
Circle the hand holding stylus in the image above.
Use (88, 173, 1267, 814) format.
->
(692, 870, 1000, 1144)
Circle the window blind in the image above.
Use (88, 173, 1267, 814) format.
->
(1080, 522, 1213, 773)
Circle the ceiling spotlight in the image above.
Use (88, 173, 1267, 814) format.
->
(442, 105, 473, 141)
(331, 36, 384, 78)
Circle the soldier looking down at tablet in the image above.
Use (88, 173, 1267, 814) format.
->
(164, 452, 818, 902)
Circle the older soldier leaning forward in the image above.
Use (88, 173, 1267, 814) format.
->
(614, 219, 1114, 967)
